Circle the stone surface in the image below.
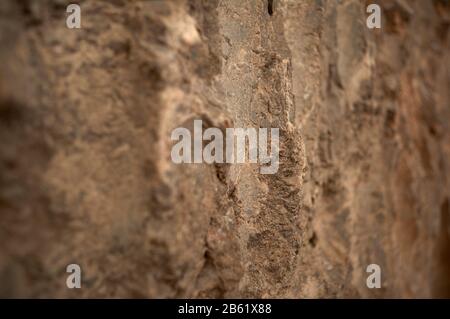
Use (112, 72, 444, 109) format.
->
(0, 0, 448, 298)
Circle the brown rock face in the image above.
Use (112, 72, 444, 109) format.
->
(0, 0, 448, 298)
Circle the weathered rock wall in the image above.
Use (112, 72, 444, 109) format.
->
(0, 0, 448, 298)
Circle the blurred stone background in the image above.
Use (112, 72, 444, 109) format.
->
(0, 0, 448, 298)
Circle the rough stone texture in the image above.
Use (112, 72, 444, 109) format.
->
(0, 0, 448, 298)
